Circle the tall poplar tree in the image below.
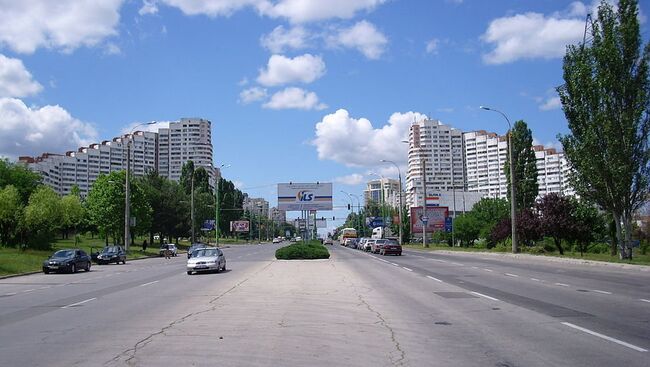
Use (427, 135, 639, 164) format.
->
(558, 0, 650, 258)
(504, 120, 539, 210)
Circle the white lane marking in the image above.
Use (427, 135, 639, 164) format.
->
(38, 286, 51, 290)
(531, 278, 541, 282)
(561, 322, 648, 352)
(426, 275, 443, 282)
(592, 290, 612, 295)
(483, 268, 493, 272)
(61, 297, 97, 309)
(555, 283, 570, 287)
(471, 291, 500, 301)
(450, 262, 464, 266)
(139, 280, 159, 287)
(505, 273, 519, 278)
(390, 263, 399, 267)
(22, 289, 35, 293)
(402, 267, 413, 272)
(471, 266, 479, 269)
(375, 258, 390, 263)
(431, 259, 448, 263)
(3, 292, 17, 296)
(640, 299, 650, 303)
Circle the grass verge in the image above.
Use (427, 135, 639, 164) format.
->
(275, 241, 330, 260)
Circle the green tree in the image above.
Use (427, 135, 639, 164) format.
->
(217, 178, 244, 238)
(0, 185, 23, 246)
(504, 120, 539, 210)
(0, 159, 42, 205)
(536, 193, 574, 255)
(558, 0, 650, 259)
(469, 198, 510, 245)
(453, 213, 480, 247)
(60, 194, 84, 240)
(23, 186, 62, 249)
(570, 199, 606, 256)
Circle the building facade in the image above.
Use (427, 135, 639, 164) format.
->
(364, 178, 402, 209)
(405, 119, 465, 209)
(243, 196, 269, 218)
(19, 118, 214, 196)
(269, 207, 287, 223)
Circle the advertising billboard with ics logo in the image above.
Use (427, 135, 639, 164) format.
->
(277, 183, 333, 211)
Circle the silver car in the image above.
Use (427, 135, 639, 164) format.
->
(186, 248, 226, 275)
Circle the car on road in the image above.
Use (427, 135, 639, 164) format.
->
(379, 239, 402, 256)
(371, 239, 389, 253)
(186, 247, 226, 275)
(159, 243, 178, 257)
(344, 238, 358, 249)
(187, 243, 207, 258)
(43, 249, 92, 274)
(324, 238, 333, 245)
(272, 237, 282, 243)
(363, 239, 375, 252)
(96, 246, 126, 265)
(357, 238, 368, 250)
(295, 236, 302, 241)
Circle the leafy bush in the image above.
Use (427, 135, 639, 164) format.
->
(588, 243, 610, 254)
(523, 245, 546, 255)
(275, 243, 330, 260)
(493, 240, 510, 252)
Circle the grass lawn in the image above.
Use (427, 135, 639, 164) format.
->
(0, 234, 184, 276)
(403, 243, 650, 266)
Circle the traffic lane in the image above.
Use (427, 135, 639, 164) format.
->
(404, 248, 650, 292)
(342, 247, 650, 352)
(0, 243, 278, 367)
(332, 245, 648, 366)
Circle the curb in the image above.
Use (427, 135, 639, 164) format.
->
(409, 248, 650, 272)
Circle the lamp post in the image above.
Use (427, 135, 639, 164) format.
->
(340, 190, 355, 232)
(215, 164, 230, 247)
(256, 203, 262, 243)
(480, 106, 518, 253)
(380, 159, 403, 245)
(124, 121, 156, 252)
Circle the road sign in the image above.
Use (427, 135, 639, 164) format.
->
(366, 217, 384, 228)
(421, 215, 429, 224)
(445, 217, 453, 233)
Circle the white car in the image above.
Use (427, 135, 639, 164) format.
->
(186, 247, 226, 275)
(272, 237, 282, 243)
(159, 244, 178, 257)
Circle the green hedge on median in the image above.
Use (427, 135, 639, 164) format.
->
(275, 243, 330, 260)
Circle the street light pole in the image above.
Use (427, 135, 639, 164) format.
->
(340, 190, 355, 232)
(480, 106, 518, 253)
(190, 170, 195, 244)
(124, 121, 156, 252)
(215, 164, 230, 247)
(380, 159, 404, 245)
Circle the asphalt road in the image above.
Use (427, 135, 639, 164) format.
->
(0, 242, 648, 366)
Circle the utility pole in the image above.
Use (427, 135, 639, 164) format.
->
(125, 142, 130, 251)
(421, 159, 428, 248)
(215, 178, 220, 246)
(190, 170, 195, 244)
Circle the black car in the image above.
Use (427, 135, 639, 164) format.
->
(43, 249, 92, 274)
(96, 246, 126, 265)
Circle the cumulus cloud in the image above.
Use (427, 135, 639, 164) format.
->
(539, 96, 561, 111)
(327, 20, 387, 59)
(239, 87, 268, 104)
(260, 25, 310, 53)
(139, 0, 159, 15)
(333, 173, 365, 185)
(0, 0, 124, 54)
(120, 121, 173, 135)
(263, 87, 327, 110)
(313, 109, 427, 167)
(259, 0, 386, 23)
(479, 1, 613, 64)
(257, 54, 326, 87)
(0, 98, 98, 157)
(0, 54, 43, 98)
(158, 0, 259, 17)
(425, 38, 439, 54)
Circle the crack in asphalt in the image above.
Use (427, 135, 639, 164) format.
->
(103, 261, 274, 366)
(357, 294, 406, 366)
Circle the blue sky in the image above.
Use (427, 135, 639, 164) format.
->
(0, 0, 647, 228)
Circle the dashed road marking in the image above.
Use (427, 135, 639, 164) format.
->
(402, 267, 413, 272)
(531, 278, 541, 281)
(426, 275, 443, 282)
(555, 283, 570, 287)
(3, 292, 17, 296)
(561, 322, 647, 352)
(483, 268, 493, 272)
(640, 299, 650, 303)
(592, 290, 612, 295)
(471, 291, 500, 301)
(22, 289, 35, 293)
(390, 263, 399, 267)
(62, 297, 97, 309)
(139, 280, 159, 287)
(505, 273, 519, 278)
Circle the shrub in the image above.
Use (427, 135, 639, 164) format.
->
(588, 243, 610, 254)
(275, 243, 330, 260)
(493, 240, 510, 252)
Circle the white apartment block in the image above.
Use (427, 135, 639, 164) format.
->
(268, 207, 287, 223)
(364, 178, 402, 209)
(405, 119, 465, 209)
(19, 118, 214, 196)
(463, 130, 509, 198)
(243, 196, 269, 218)
(534, 145, 575, 197)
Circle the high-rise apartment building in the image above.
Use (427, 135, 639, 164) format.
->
(364, 178, 401, 208)
(19, 118, 214, 196)
(268, 207, 287, 223)
(534, 145, 574, 197)
(243, 196, 269, 218)
(405, 119, 465, 209)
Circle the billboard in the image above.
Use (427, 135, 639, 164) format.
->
(278, 183, 333, 211)
(230, 220, 250, 232)
(410, 207, 448, 232)
(201, 220, 216, 231)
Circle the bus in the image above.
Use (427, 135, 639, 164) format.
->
(339, 228, 357, 245)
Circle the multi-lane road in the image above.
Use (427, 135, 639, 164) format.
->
(0, 243, 648, 366)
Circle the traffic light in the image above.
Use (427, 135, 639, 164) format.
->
(347, 204, 351, 210)
(332, 216, 335, 220)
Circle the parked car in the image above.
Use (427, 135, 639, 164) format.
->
(186, 247, 226, 275)
(357, 238, 368, 250)
(272, 237, 282, 243)
(187, 243, 207, 258)
(344, 238, 358, 249)
(323, 238, 333, 245)
(379, 239, 402, 256)
(364, 239, 375, 252)
(96, 246, 126, 265)
(371, 239, 388, 253)
(159, 243, 178, 257)
(43, 249, 91, 274)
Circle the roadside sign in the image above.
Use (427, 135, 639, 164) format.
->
(445, 217, 453, 233)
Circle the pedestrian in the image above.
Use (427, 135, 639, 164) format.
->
(165, 243, 171, 259)
(142, 239, 148, 252)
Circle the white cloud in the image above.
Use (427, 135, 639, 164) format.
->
(313, 109, 427, 167)
(239, 87, 267, 104)
(481, 10, 584, 64)
(539, 96, 561, 111)
(139, 0, 159, 15)
(257, 54, 326, 87)
(425, 38, 439, 54)
(259, 0, 386, 23)
(0, 54, 43, 98)
(260, 25, 309, 53)
(0, 98, 98, 157)
(263, 87, 327, 110)
(333, 173, 365, 185)
(120, 121, 172, 135)
(0, 0, 124, 54)
(159, 0, 259, 17)
(327, 20, 387, 59)
(104, 43, 122, 55)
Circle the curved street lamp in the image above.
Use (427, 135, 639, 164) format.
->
(380, 159, 403, 245)
(480, 106, 518, 253)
